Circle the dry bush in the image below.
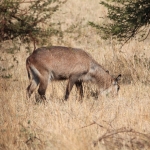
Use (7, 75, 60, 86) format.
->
(1, 0, 150, 150)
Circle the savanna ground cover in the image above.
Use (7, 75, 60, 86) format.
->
(1, 0, 150, 149)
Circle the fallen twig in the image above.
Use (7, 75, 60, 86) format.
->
(93, 127, 150, 147)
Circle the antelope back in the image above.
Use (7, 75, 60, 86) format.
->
(27, 46, 95, 80)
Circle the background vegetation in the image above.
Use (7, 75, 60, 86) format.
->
(1, 0, 150, 150)
(0, 0, 65, 49)
(89, 0, 150, 44)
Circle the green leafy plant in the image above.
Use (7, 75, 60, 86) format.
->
(0, 0, 65, 48)
(89, 0, 150, 43)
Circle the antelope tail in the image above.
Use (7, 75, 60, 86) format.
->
(26, 59, 41, 81)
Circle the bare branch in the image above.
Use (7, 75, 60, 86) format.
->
(139, 25, 150, 42)
(93, 127, 150, 147)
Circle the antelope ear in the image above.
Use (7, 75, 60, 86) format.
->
(116, 74, 121, 82)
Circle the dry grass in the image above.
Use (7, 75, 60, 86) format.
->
(1, 0, 150, 150)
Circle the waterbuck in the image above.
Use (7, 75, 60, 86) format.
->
(26, 46, 121, 101)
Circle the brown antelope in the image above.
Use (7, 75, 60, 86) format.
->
(26, 46, 121, 101)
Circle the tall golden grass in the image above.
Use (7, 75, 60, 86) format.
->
(1, 0, 150, 149)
